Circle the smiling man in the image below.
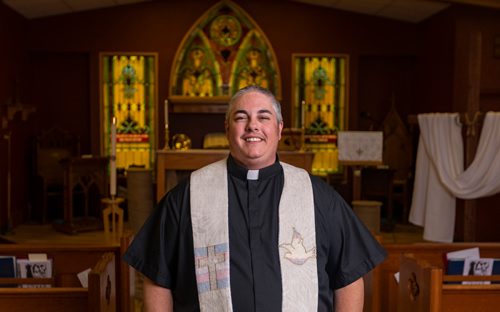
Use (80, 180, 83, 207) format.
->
(225, 86, 283, 169)
(124, 85, 386, 312)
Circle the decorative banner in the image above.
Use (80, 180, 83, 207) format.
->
(337, 131, 383, 164)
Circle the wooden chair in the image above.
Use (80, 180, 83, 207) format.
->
(55, 156, 109, 234)
(34, 127, 80, 223)
(380, 107, 413, 223)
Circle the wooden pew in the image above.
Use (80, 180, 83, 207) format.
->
(0, 233, 132, 312)
(375, 242, 500, 311)
(0, 252, 115, 311)
(398, 253, 500, 312)
(363, 235, 383, 312)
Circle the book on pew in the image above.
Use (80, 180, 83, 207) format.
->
(446, 258, 500, 285)
(16, 258, 53, 288)
(0, 256, 16, 287)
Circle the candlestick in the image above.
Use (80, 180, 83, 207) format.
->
(110, 116, 117, 197)
(301, 100, 306, 129)
(164, 100, 170, 149)
(164, 99, 169, 130)
(301, 100, 306, 151)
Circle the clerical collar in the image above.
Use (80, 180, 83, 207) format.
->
(227, 154, 281, 181)
(247, 170, 259, 180)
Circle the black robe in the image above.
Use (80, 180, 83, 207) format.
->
(124, 155, 386, 311)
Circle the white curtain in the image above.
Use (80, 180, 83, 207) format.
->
(409, 111, 500, 242)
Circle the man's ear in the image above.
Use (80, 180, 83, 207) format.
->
(278, 121, 284, 140)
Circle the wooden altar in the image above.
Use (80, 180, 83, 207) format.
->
(156, 149, 315, 200)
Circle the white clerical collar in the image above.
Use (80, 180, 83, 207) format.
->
(247, 170, 259, 180)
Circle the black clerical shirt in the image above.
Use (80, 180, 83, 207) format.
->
(124, 155, 386, 311)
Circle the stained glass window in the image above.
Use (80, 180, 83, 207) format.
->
(101, 53, 157, 170)
(170, 1, 281, 99)
(293, 54, 349, 175)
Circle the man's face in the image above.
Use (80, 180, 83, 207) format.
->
(225, 91, 283, 169)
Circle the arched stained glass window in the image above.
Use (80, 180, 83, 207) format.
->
(293, 54, 349, 175)
(101, 53, 157, 170)
(170, 0, 281, 104)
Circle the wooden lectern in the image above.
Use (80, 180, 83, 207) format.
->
(337, 131, 383, 200)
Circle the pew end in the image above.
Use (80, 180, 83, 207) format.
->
(397, 253, 441, 312)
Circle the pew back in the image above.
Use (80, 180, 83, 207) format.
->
(398, 253, 500, 312)
(379, 242, 500, 311)
(0, 234, 132, 312)
(0, 251, 115, 312)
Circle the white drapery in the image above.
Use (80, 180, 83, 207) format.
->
(409, 111, 500, 242)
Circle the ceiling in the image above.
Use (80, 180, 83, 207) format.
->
(2, 0, 151, 19)
(293, 0, 449, 23)
(2, 0, 500, 23)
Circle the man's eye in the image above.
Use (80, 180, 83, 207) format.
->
(259, 115, 271, 120)
(234, 116, 247, 121)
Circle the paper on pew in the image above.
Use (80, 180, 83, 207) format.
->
(394, 272, 400, 283)
(77, 268, 92, 288)
(446, 247, 480, 260)
(28, 253, 48, 261)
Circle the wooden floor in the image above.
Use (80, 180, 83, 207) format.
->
(380, 222, 425, 244)
(0, 223, 125, 245)
(1, 220, 424, 245)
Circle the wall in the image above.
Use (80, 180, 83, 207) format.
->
(25, 0, 417, 150)
(6, 0, 499, 238)
(12, 0, 417, 225)
(451, 5, 500, 241)
(415, 5, 500, 241)
(0, 3, 28, 231)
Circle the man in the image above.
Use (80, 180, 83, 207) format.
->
(124, 85, 386, 311)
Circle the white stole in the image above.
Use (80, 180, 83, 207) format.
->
(190, 159, 318, 311)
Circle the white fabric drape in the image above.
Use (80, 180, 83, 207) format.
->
(409, 111, 500, 242)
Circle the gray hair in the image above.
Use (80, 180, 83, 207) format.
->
(226, 85, 283, 123)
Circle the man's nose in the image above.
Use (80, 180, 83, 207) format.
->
(246, 116, 259, 131)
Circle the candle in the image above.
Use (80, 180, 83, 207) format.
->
(110, 116, 117, 197)
(301, 100, 306, 128)
(164, 99, 169, 130)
